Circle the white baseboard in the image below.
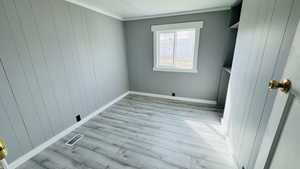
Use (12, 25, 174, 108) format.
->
(129, 91, 216, 105)
(9, 91, 129, 169)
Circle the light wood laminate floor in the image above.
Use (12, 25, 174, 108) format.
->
(17, 94, 236, 169)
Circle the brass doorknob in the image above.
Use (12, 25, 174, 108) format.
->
(0, 139, 7, 160)
(269, 79, 291, 93)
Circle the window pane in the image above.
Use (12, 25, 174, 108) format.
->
(174, 30, 195, 69)
(159, 32, 174, 66)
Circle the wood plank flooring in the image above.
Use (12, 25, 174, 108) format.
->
(17, 94, 236, 169)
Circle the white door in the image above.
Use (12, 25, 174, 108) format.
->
(254, 19, 300, 169)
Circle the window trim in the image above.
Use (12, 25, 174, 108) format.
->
(152, 21, 203, 73)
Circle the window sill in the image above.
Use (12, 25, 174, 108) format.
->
(153, 67, 198, 73)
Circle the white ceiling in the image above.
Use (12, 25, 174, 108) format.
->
(65, 0, 239, 21)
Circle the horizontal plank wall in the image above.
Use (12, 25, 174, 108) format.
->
(0, 0, 128, 163)
(124, 11, 232, 100)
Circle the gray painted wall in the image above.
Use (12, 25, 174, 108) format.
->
(124, 11, 232, 100)
(0, 0, 128, 162)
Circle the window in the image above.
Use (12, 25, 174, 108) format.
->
(152, 21, 203, 73)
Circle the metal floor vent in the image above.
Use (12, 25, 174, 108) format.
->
(65, 134, 83, 146)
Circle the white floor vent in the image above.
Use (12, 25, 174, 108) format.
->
(65, 134, 83, 146)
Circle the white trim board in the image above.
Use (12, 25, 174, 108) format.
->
(129, 91, 217, 105)
(8, 91, 129, 169)
(151, 21, 204, 31)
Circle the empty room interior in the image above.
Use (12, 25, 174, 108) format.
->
(0, 0, 300, 169)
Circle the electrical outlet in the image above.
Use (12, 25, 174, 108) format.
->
(76, 114, 81, 122)
(172, 92, 176, 96)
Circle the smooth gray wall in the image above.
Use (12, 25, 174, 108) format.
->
(125, 11, 232, 100)
(0, 0, 128, 162)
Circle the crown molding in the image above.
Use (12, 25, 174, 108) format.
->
(64, 0, 123, 20)
(64, 1, 231, 22)
(123, 6, 231, 21)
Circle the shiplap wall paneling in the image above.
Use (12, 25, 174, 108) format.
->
(0, 0, 128, 163)
(0, 0, 51, 147)
(2, 0, 56, 139)
(68, 3, 99, 116)
(0, 100, 23, 162)
(49, 0, 86, 118)
(29, 0, 75, 128)
(84, 9, 107, 108)
(4, 0, 64, 135)
(13, 0, 71, 134)
(85, 10, 129, 105)
(0, 60, 32, 162)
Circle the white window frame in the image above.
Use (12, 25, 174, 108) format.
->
(151, 21, 203, 73)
